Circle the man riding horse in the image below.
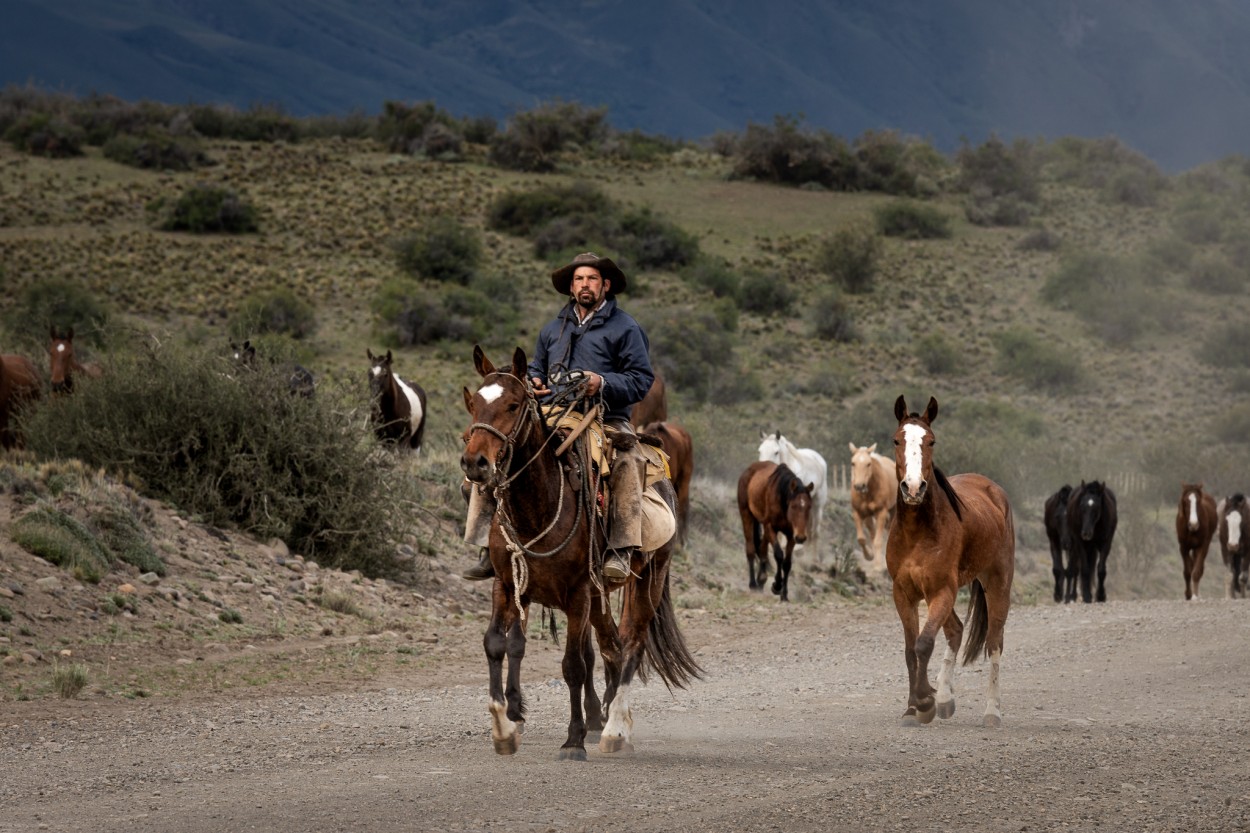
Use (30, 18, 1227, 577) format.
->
(461, 251, 656, 582)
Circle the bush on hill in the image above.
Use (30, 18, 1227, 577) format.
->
(102, 129, 210, 171)
(874, 199, 952, 239)
(3, 278, 111, 352)
(488, 100, 610, 172)
(815, 222, 882, 294)
(148, 184, 259, 233)
(394, 216, 483, 284)
(956, 136, 1039, 226)
(230, 289, 318, 341)
(991, 328, 1082, 392)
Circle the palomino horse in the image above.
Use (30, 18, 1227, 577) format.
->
(629, 369, 667, 429)
(737, 460, 814, 602)
(0, 353, 42, 450)
(1064, 481, 1117, 603)
(848, 442, 897, 574)
(1043, 485, 1072, 603)
(887, 395, 1015, 728)
(758, 431, 827, 559)
(640, 421, 693, 547)
(48, 326, 102, 394)
(460, 346, 700, 760)
(1218, 493, 1249, 599)
(1175, 482, 1217, 600)
(367, 349, 428, 453)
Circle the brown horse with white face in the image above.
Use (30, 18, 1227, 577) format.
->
(1176, 483, 1218, 600)
(848, 441, 898, 574)
(48, 326, 101, 394)
(887, 395, 1015, 728)
(0, 353, 41, 449)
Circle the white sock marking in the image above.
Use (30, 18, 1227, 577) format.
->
(936, 643, 956, 706)
(602, 683, 633, 741)
(985, 648, 1002, 723)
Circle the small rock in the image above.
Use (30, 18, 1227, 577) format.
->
(35, 577, 61, 592)
(0, 586, 14, 599)
(117, 583, 136, 594)
(138, 572, 161, 586)
(267, 538, 290, 559)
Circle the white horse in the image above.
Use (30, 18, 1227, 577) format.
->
(758, 430, 828, 559)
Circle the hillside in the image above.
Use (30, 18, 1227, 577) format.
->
(6, 1, 1250, 169)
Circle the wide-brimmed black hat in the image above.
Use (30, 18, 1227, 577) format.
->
(551, 252, 628, 296)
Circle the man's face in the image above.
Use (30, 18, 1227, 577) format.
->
(571, 266, 609, 310)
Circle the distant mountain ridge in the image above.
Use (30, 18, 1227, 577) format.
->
(4, 0, 1250, 170)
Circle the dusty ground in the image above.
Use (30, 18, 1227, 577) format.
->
(2, 479, 1248, 833)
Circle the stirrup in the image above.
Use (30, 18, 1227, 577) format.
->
(603, 548, 638, 581)
(461, 547, 495, 581)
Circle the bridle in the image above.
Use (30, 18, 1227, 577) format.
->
(465, 371, 547, 489)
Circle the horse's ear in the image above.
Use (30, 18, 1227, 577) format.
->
(867, 442, 877, 454)
(366, 348, 374, 361)
(761, 430, 768, 441)
(473, 344, 495, 377)
(924, 396, 939, 424)
(463, 386, 475, 414)
(385, 350, 393, 364)
(805, 481, 815, 494)
(510, 346, 528, 378)
(893, 395, 907, 422)
(847, 441, 856, 453)
(774, 430, 781, 440)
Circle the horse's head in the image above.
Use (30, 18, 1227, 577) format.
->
(848, 442, 878, 494)
(231, 340, 257, 369)
(758, 429, 788, 464)
(48, 325, 76, 393)
(461, 345, 537, 486)
(892, 395, 939, 505)
(784, 475, 816, 544)
(1075, 481, 1105, 542)
(1180, 482, 1205, 530)
(367, 348, 393, 400)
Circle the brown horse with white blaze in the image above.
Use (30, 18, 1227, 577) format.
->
(0, 353, 42, 450)
(1176, 482, 1218, 600)
(848, 441, 897, 574)
(737, 460, 814, 602)
(460, 346, 700, 761)
(887, 395, 1015, 729)
(48, 326, 102, 394)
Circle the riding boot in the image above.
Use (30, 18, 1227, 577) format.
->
(604, 424, 647, 581)
(461, 481, 497, 581)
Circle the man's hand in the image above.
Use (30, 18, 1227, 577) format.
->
(531, 376, 552, 397)
(584, 372, 602, 396)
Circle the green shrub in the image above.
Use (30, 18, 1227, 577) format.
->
(1042, 250, 1168, 345)
(599, 129, 685, 162)
(991, 328, 1082, 391)
(646, 300, 757, 404)
(964, 187, 1034, 226)
(219, 608, 243, 624)
(874, 200, 952, 239)
(4, 112, 84, 157)
(187, 103, 300, 143)
(376, 100, 462, 154)
(615, 207, 699, 270)
(1144, 235, 1194, 274)
(487, 181, 606, 236)
(0, 605, 11, 623)
(1017, 227, 1062, 252)
(1212, 404, 1250, 444)
(2, 277, 110, 351)
(732, 115, 858, 190)
(682, 257, 741, 300)
(809, 287, 858, 342)
(1043, 136, 1167, 205)
(394, 216, 482, 284)
(1171, 198, 1226, 245)
(815, 223, 882, 294)
(19, 340, 415, 574)
(739, 270, 795, 315)
(853, 130, 940, 195)
(1187, 255, 1241, 294)
(91, 506, 164, 577)
(1199, 322, 1250, 369)
(372, 278, 514, 348)
(916, 331, 963, 375)
(231, 289, 318, 340)
(102, 130, 208, 171)
(51, 662, 89, 699)
(531, 214, 615, 260)
(10, 506, 111, 583)
(488, 100, 609, 172)
(149, 184, 259, 233)
(956, 136, 1040, 202)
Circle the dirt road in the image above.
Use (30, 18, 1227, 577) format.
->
(2, 596, 1247, 833)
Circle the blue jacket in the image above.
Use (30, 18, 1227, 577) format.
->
(528, 298, 654, 422)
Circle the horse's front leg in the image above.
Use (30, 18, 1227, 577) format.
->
(892, 585, 923, 726)
(908, 589, 955, 726)
(1095, 543, 1110, 602)
(558, 595, 592, 762)
(853, 509, 870, 561)
(934, 610, 964, 720)
(1192, 543, 1209, 600)
(1064, 547, 1080, 603)
(773, 537, 794, 602)
(1048, 539, 1065, 603)
(1182, 549, 1195, 600)
(589, 600, 622, 730)
(485, 583, 525, 755)
(1079, 547, 1095, 603)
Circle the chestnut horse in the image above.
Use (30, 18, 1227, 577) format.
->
(640, 421, 693, 547)
(758, 431, 828, 560)
(1219, 493, 1250, 599)
(737, 460, 814, 602)
(1064, 480, 1117, 603)
(629, 369, 667, 429)
(461, 346, 700, 760)
(0, 353, 42, 450)
(886, 395, 1014, 728)
(48, 326, 102, 394)
(1043, 485, 1072, 603)
(1175, 482, 1217, 600)
(367, 349, 427, 453)
(848, 441, 897, 574)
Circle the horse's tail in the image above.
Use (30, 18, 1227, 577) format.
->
(961, 579, 989, 666)
(640, 573, 704, 691)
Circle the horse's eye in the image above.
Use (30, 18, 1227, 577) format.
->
(506, 402, 519, 413)
(893, 439, 899, 445)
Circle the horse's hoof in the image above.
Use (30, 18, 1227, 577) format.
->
(587, 717, 604, 733)
(557, 747, 588, 762)
(493, 735, 520, 755)
(771, 583, 781, 596)
(598, 735, 634, 754)
(900, 713, 922, 728)
(936, 700, 956, 720)
(916, 706, 936, 725)
(982, 713, 1003, 729)
(514, 720, 525, 735)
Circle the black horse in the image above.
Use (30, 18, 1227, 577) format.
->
(1064, 481, 1118, 603)
(1044, 485, 1072, 603)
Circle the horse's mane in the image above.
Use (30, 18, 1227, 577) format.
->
(932, 466, 964, 521)
(771, 463, 803, 510)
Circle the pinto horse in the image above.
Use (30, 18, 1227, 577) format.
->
(1043, 485, 1072, 603)
(640, 421, 693, 547)
(1219, 493, 1250, 599)
(0, 353, 42, 450)
(886, 395, 1015, 728)
(367, 349, 427, 453)
(758, 430, 828, 559)
(48, 326, 102, 394)
(1064, 481, 1117, 603)
(1175, 482, 1218, 600)
(737, 460, 814, 602)
(460, 346, 700, 760)
(848, 442, 897, 574)
(629, 369, 667, 429)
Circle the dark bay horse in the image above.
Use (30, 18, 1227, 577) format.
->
(367, 349, 427, 453)
(1043, 485, 1072, 603)
(48, 326, 103, 394)
(0, 353, 42, 450)
(1064, 481, 1117, 603)
(231, 340, 315, 397)
(1176, 482, 1218, 600)
(640, 421, 693, 547)
(737, 460, 814, 602)
(1219, 493, 1250, 599)
(460, 346, 700, 760)
(886, 395, 1015, 728)
(629, 369, 667, 429)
